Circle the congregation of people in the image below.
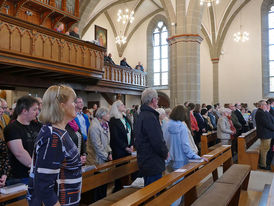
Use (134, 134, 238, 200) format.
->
(0, 85, 273, 206)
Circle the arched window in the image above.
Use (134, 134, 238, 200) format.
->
(152, 21, 168, 86)
(262, 0, 274, 97)
(269, 6, 274, 92)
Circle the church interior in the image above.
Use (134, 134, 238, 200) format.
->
(0, 0, 274, 205)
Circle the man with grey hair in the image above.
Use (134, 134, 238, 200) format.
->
(255, 100, 274, 170)
(135, 88, 168, 186)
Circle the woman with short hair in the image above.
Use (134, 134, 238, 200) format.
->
(86, 107, 112, 201)
(28, 85, 82, 206)
(217, 108, 236, 145)
(88, 107, 112, 165)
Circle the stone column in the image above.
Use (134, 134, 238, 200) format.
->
(168, 34, 203, 107)
(212, 58, 219, 104)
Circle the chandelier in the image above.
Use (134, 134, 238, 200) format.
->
(233, 31, 249, 43)
(115, 35, 127, 46)
(200, 0, 220, 7)
(115, 8, 134, 45)
(117, 9, 134, 24)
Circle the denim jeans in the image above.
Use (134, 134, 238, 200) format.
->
(143, 173, 162, 186)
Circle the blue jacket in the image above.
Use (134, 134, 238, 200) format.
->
(163, 120, 200, 170)
(208, 112, 217, 129)
(74, 113, 90, 141)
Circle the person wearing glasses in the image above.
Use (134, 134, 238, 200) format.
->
(28, 85, 82, 206)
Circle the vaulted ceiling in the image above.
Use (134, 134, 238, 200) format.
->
(77, 0, 253, 58)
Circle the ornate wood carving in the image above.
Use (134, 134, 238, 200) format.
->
(0, 0, 7, 11)
(0, 13, 147, 92)
(14, 0, 29, 17)
(40, 10, 53, 25)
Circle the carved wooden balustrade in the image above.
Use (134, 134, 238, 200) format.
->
(0, 13, 147, 93)
(103, 64, 147, 87)
(0, 13, 104, 79)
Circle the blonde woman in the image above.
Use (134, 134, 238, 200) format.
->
(28, 85, 82, 206)
(109, 100, 133, 192)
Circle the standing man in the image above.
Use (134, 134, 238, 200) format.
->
(4, 96, 41, 184)
(135, 88, 168, 186)
(255, 100, 274, 170)
(268, 98, 274, 117)
(234, 102, 247, 132)
(74, 97, 90, 141)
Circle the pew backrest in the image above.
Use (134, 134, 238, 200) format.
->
(113, 146, 232, 206)
(238, 129, 259, 170)
(201, 131, 218, 155)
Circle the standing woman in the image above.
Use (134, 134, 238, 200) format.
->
(28, 85, 82, 206)
(217, 108, 236, 145)
(86, 107, 112, 201)
(109, 100, 133, 192)
(163, 105, 207, 206)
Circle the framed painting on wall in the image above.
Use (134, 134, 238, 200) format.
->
(95, 25, 107, 48)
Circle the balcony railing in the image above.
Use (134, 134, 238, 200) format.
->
(0, 13, 147, 92)
(103, 64, 147, 87)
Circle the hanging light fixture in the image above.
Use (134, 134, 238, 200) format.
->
(115, 35, 127, 46)
(115, 8, 134, 46)
(233, 11, 249, 43)
(117, 9, 134, 24)
(233, 31, 249, 43)
(200, 0, 220, 7)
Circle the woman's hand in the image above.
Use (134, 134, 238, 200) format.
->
(125, 146, 133, 153)
(0, 175, 7, 187)
(201, 157, 209, 162)
(108, 154, 113, 161)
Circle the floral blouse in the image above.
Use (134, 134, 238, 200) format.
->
(0, 138, 10, 177)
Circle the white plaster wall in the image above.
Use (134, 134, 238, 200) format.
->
(219, 0, 263, 109)
(123, 11, 166, 71)
(125, 95, 141, 108)
(200, 37, 213, 105)
(82, 14, 120, 65)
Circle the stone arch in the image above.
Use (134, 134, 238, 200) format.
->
(261, 0, 274, 97)
(146, 14, 170, 88)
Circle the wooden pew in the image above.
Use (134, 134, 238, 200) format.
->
(238, 129, 260, 170)
(112, 146, 237, 206)
(201, 131, 221, 155)
(0, 190, 27, 205)
(0, 155, 138, 206)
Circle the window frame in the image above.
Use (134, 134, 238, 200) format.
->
(146, 15, 170, 89)
(269, 6, 274, 92)
(262, 1, 274, 98)
(152, 22, 169, 87)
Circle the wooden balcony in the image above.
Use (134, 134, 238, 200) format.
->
(0, 13, 104, 83)
(0, 13, 147, 94)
